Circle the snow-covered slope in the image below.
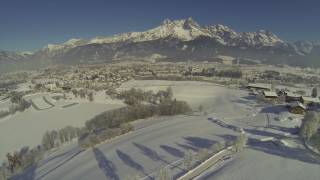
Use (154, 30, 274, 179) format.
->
(42, 17, 285, 55)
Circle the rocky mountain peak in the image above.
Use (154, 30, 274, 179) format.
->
(183, 17, 200, 29)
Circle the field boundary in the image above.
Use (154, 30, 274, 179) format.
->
(42, 96, 55, 107)
(30, 97, 55, 111)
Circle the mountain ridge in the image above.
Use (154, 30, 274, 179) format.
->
(1, 17, 320, 73)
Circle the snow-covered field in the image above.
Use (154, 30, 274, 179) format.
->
(0, 99, 11, 111)
(119, 80, 248, 110)
(0, 93, 124, 161)
(3, 80, 318, 180)
(199, 148, 320, 180)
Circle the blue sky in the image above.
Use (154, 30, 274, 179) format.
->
(0, 0, 319, 51)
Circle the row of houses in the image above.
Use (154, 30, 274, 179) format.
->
(247, 83, 319, 114)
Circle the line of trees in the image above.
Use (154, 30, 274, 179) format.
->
(118, 87, 173, 106)
(185, 68, 243, 78)
(1, 145, 44, 179)
(42, 126, 83, 151)
(0, 125, 83, 179)
(85, 87, 190, 132)
(71, 89, 95, 101)
(80, 87, 191, 148)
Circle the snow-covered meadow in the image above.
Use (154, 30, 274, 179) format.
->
(0, 92, 124, 161)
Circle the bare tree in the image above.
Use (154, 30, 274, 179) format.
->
(197, 148, 209, 162)
(183, 150, 194, 171)
(233, 133, 247, 152)
(211, 142, 225, 153)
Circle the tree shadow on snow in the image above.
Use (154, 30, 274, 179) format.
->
(260, 105, 287, 114)
(93, 147, 120, 180)
(40, 146, 80, 167)
(207, 118, 239, 132)
(183, 136, 217, 149)
(160, 145, 184, 158)
(132, 142, 184, 172)
(116, 149, 144, 172)
(176, 142, 199, 152)
(268, 125, 299, 135)
(248, 138, 320, 165)
(11, 164, 37, 180)
(132, 142, 164, 162)
(215, 134, 238, 143)
(244, 128, 284, 139)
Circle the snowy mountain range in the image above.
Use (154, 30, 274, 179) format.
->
(1, 17, 320, 72)
(41, 18, 284, 53)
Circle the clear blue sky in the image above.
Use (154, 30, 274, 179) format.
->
(0, 0, 319, 51)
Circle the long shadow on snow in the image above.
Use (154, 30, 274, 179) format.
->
(207, 118, 239, 132)
(133, 142, 164, 162)
(116, 149, 144, 172)
(133, 142, 184, 172)
(215, 134, 238, 143)
(176, 143, 199, 152)
(93, 147, 120, 180)
(260, 105, 287, 114)
(39, 146, 79, 168)
(248, 138, 320, 165)
(11, 164, 37, 180)
(32, 148, 84, 180)
(244, 128, 284, 139)
(160, 145, 184, 158)
(268, 125, 299, 135)
(183, 136, 217, 149)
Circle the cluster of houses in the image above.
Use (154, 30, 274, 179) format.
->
(247, 83, 320, 114)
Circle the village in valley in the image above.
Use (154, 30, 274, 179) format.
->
(2, 1, 320, 179)
(1, 60, 320, 180)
